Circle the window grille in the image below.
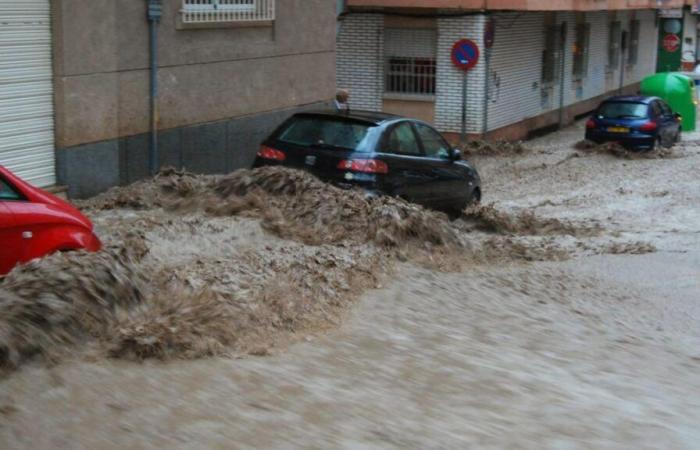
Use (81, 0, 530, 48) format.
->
(384, 28, 437, 96)
(608, 21, 622, 69)
(572, 23, 590, 80)
(627, 20, 640, 65)
(542, 26, 561, 84)
(181, 0, 275, 23)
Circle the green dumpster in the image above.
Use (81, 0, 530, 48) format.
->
(640, 72, 696, 131)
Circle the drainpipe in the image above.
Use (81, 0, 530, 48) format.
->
(147, 0, 162, 176)
(336, 0, 347, 37)
(482, 16, 494, 137)
(618, 30, 628, 95)
(558, 21, 568, 129)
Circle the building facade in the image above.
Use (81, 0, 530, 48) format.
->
(0, 0, 337, 197)
(337, 0, 680, 141)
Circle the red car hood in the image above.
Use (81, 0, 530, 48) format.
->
(0, 166, 93, 231)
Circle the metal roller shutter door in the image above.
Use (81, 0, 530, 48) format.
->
(0, 0, 55, 187)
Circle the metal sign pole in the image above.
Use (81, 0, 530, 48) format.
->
(461, 71, 468, 146)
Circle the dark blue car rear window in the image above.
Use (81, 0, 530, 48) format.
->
(597, 102, 648, 119)
(278, 117, 373, 151)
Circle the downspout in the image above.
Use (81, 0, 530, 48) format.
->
(337, 0, 347, 37)
(147, 0, 162, 176)
(558, 21, 568, 129)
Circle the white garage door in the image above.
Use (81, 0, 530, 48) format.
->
(0, 0, 55, 187)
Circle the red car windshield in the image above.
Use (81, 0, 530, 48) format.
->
(278, 117, 373, 151)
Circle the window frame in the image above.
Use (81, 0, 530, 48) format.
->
(183, 0, 256, 12)
(382, 121, 424, 157)
(607, 21, 622, 71)
(413, 122, 452, 161)
(572, 22, 591, 81)
(542, 25, 562, 85)
(627, 20, 640, 66)
(180, 0, 274, 24)
(383, 28, 438, 98)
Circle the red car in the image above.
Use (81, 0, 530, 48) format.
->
(0, 165, 101, 276)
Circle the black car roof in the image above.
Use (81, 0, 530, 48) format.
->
(603, 95, 658, 104)
(294, 109, 400, 125)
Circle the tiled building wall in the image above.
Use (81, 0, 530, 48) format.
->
(336, 10, 659, 135)
(336, 14, 384, 111)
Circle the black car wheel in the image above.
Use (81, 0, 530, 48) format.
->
(472, 187, 481, 204)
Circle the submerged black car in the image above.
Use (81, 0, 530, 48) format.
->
(254, 110, 481, 214)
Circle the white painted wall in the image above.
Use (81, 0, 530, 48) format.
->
(336, 14, 384, 111)
(486, 10, 658, 133)
(336, 10, 659, 135)
(434, 15, 486, 134)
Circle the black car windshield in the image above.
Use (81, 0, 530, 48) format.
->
(278, 116, 373, 151)
(597, 102, 648, 119)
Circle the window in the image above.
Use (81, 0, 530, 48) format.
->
(277, 116, 372, 151)
(384, 28, 437, 96)
(181, 0, 274, 23)
(0, 178, 21, 201)
(628, 20, 640, 65)
(650, 102, 663, 118)
(659, 101, 673, 116)
(608, 21, 622, 70)
(572, 22, 590, 80)
(597, 102, 648, 119)
(386, 123, 421, 156)
(542, 26, 562, 84)
(414, 123, 450, 159)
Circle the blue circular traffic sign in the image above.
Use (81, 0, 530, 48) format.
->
(451, 39, 480, 72)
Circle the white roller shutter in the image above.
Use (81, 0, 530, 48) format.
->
(0, 0, 55, 187)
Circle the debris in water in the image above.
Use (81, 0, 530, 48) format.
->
(573, 140, 680, 159)
(0, 166, 627, 371)
(460, 139, 528, 157)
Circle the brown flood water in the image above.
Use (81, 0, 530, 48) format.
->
(1, 121, 699, 448)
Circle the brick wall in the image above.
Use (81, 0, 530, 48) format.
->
(434, 15, 487, 134)
(337, 14, 384, 111)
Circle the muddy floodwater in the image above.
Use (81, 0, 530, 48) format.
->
(1, 121, 700, 448)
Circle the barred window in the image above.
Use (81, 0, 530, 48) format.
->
(542, 26, 561, 84)
(572, 23, 590, 80)
(627, 20, 640, 65)
(608, 21, 622, 69)
(181, 0, 274, 23)
(384, 28, 437, 96)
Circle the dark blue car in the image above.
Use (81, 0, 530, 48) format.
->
(585, 96, 682, 151)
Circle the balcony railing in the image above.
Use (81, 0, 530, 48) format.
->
(181, 0, 275, 23)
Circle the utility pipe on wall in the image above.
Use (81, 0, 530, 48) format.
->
(147, 0, 162, 176)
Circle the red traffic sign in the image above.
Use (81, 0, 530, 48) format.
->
(451, 39, 480, 71)
(662, 33, 680, 53)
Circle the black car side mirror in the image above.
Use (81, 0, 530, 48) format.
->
(451, 148, 462, 161)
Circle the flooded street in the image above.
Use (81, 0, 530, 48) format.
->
(2, 121, 700, 448)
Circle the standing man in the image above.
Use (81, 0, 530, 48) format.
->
(335, 89, 350, 111)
